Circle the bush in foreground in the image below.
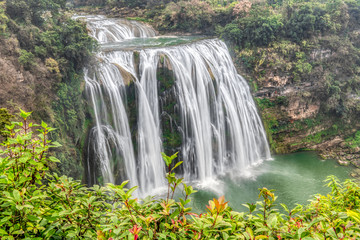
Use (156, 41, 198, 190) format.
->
(0, 111, 359, 239)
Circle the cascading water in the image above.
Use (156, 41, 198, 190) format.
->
(82, 15, 271, 195)
(79, 15, 156, 43)
(84, 51, 138, 187)
(153, 41, 271, 182)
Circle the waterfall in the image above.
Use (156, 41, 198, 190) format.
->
(84, 51, 138, 187)
(78, 15, 156, 43)
(83, 16, 271, 195)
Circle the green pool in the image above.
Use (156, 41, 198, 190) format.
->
(189, 152, 354, 212)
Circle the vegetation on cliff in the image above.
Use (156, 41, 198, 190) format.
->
(218, 0, 360, 166)
(73, 0, 360, 167)
(0, 112, 360, 239)
(0, 0, 96, 178)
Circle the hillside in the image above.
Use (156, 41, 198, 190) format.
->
(0, 0, 96, 178)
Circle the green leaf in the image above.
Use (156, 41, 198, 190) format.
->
(114, 228, 121, 235)
(50, 141, 62, 147)
(347, 210, 360, 223)
(49, 156, 60, 163)
(149, 229, 153, 238)
(161, 152, 171, 166)
(19, 109, 32, 120)
(27, 215, 40, 221)
(255, 236, 268, 240)
(170, 209, 180, 219)
(222, 232, 229, 240)
(41, 121, 48, 128)
(326, 228, 338, 239)
(127, 186, 138, 198)
(280, 203, 289, 213)
(171, 161, 183, 171)
(13, 189, 21, 203)
(120, 180, 130, 188)
(0, 217, 11, 226)
(267, 213, 278, 228)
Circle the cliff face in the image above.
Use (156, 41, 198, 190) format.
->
(0, 34, 89, 179)
(0, 0, 96, 180)
(232, 32, 360, 169)
(0, 36, 57, 119)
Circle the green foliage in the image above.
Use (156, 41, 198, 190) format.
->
(223, 8, 284, 47)
(45, 58, 60, 75)
(5, 0, 96, 76)
(35, 18, 96, 73)
(275, 96, 289, 106)
(286, 4, 327, 42)
(255, 98, 276, 110)
(6, 0, 66, 26)
(263, 113, 279, 134)
(0, 1, 8, 34)
(220, 1, 360, 153)
(303, 124, 340, 144)
(3, 0, 96, 179)
(50, 72, 87, 178)
(157, 0, 215, 32)
(255, 97, 289, 112)
(18, 49, 36, 70)
(345, 130, 360, 148)
(1, 112, 360, 239)
(0, 108, 13, 138)
(158, 65, 183, 154)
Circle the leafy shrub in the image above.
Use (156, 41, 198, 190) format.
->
(0, 108, 13, 138)
(223, 6, 284, 47)
(345, 130, 360, 148)
(1, 111, 360, 239)
(0, 1, 8, 34)
(157, 0, 215, 32)
(275, 96, 289, 106)
(3, 0, 96, 181)
(45, 58, 60, 75)
(6, 0, 65, 26)
(255, 98, 276, 110)
(18, 49, 36, 70)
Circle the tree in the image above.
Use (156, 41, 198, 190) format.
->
(6, 0, 66, 26)
(0, 1, 8, 34)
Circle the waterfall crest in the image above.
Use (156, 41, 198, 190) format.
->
(83, 16, 271, 194)
(76, 15, 156, 43)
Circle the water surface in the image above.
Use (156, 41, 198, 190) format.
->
(190, 152, 353, 212)
(100, 36, 207, 51)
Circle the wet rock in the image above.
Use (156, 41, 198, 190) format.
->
(113, 63, 135, 85)
(350, 168, 360, 178)
(339, 142, 347, 148)
(352, 159, 360, 168)
(338, 159, 350, 166)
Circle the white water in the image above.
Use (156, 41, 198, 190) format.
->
(84, 52, 138, 187)
(83, 16, 271, 195)
(154, 40, 271, 182)
(77, 15, 156, 43)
